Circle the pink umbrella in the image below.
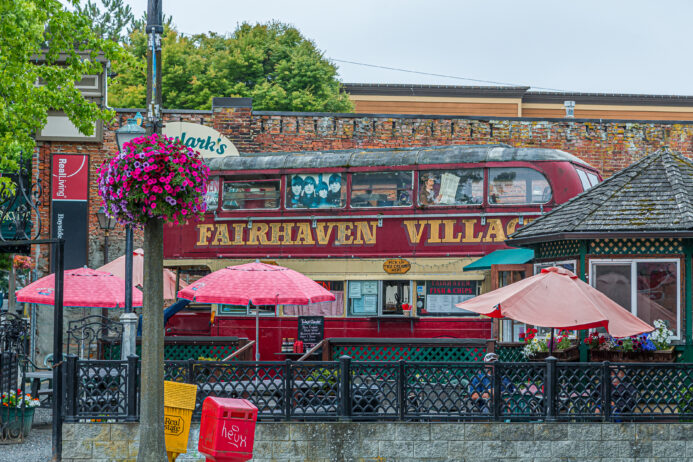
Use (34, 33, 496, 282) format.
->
(455, 266, 653, 338)
(177, 261, 335, 359)
(177, 261, 335, 305)
(16, 267, 143, 308)
(97, 248, 186, 300)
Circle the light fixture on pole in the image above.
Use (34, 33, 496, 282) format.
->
(96, 206, 117, 263)
(115, 116, 146, 152)
(115, 116, 145, 315)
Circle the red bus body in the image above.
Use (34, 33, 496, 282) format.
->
(164, 144, 601, 358)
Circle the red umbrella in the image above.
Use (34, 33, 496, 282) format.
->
(455, 266, 653, 338)
(97, 248, 186, 300)
(16, 267, 144, 308)
(177, 261, 335, 305)
(177, 261, 335, 360)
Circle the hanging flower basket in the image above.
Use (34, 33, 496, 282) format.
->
(98, 133, 209, 226)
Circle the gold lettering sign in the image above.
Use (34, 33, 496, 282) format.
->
(383, 258, 411, 274)
(194, 218, 528, 248)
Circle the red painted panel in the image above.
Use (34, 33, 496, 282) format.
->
(52, 154, 89, 201)
(166, 312, 492, 360)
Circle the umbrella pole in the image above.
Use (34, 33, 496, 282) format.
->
(254, 302, 259, 361)
(549, 328, 555, 356)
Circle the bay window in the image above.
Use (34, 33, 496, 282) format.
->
(590, 259, 680, 339)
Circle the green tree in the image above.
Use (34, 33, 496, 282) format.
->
(74, 0, 134, 42)
(109, 21, 353, 112)
(0, 0, 122, 191)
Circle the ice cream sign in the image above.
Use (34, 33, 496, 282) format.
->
(163, 122, 239, 159)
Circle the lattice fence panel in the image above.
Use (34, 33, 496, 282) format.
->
(332, 345, 486, 362)
(590, 238, 683, 255)
(538, 240, 580, 259)
(497, 345, 528, 362)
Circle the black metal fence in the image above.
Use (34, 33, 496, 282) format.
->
(62, 355, 693, 423)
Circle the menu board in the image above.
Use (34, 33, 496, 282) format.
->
(424, 280, 478, 315)
(297, 316, 324, 352)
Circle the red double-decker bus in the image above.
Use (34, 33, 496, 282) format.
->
(164, 144, 601, 358)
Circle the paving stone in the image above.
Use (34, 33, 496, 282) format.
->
(255, 423, 291, 441)
(497, 423, 534, 440)
(412, 441, 448, 458)
(63, 423, 110, 442)
(431, 423, 464, 440)
(482, 441, 516, 458)
(448, 440, 483, 459)
(396, 422, 430, 441)
(92, 440, 129, 459)
(534, 423, 568, 441)
(464, 423, 498, 440)
(379, 441, 413, 458)
(289, 422, 329, 441)
(62, 440, 93, 459)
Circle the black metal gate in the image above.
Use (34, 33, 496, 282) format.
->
(0, 312, 31, 443)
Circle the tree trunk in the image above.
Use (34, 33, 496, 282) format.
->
(137, 218, 165, 461)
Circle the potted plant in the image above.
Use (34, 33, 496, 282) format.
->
(0, 390, 40, 436)
(521, 328, 579, 361)
(586, 319, 675, 362)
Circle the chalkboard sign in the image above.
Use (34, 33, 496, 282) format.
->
(297, 316, 324, 352)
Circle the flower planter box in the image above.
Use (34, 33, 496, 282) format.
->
(529, 345, 580, 362)
(589, 347, 675, 363)
(0, 407, 35, 437)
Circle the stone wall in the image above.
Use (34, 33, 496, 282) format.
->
(62, 421, 693, 461)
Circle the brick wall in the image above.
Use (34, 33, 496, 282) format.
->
(33, 99, 693, 274)
(61, 421, 693, 461)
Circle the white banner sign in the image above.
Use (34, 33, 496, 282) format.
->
(163, 122, 239, 159)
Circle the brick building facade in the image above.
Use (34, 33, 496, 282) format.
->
(33, 97, 693, 275)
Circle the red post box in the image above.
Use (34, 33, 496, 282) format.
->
(198, 397, 259, 462)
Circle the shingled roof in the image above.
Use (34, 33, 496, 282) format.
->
(508, 148, 693, 244)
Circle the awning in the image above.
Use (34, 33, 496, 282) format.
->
(462, 248, 535, 271)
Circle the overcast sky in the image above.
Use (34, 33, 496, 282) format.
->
(114, 0, 693, 95)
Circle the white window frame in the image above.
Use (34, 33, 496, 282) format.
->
(533, 260, 577, 275)
(346, 280, 414, 316)
(589, 258, 681, 340)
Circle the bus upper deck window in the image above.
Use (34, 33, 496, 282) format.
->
(286, 173, 346, 209)
(222, 180, 280, 210)
(418, 169, 483, 206)
(351, 171, 413, 208)
(488, 168, 552, 205)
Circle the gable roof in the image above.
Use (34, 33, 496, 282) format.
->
(508, 148, 693, 244)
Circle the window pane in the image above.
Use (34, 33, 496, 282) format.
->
(636, 262, 678, 334)
(205, 177, 219, 211)
(488, 168, 552, 204)
(287, 173, 345, 209)
(575, 168, 591, 191)
(348, 281, 379, 315)
(351, 172, 413, 208)
(417, 280, 478, 316)
(418, 169, 483, 206)
(594, 264, 632, 311)
(587, 172, 600, 187)
(222, 180, 280, 210)
(382, 281, 410, 316)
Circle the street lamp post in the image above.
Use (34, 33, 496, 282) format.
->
(96, 207, 116, 263)
(115, 117, 145, 314)
(139, 0, 166, 459)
